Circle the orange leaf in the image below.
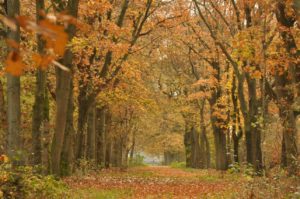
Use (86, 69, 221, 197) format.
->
(39, 19, 68, 56)
(32, 54, 54, 69)
(6, 39, 20, 49)
(16, 16, 30, 31)
(251, 70, 262, 79)
(5, 51, 24, 76)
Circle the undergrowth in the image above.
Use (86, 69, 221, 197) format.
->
(0, 161, 70, 199)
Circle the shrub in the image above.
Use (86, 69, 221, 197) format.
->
(129, 154, 145, 167)
(0, 160, 70, 199)
(170, 161, 186, 168)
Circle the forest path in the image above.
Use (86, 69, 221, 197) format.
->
(65, 166, 246, 198)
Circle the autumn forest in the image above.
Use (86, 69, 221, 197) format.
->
(0, 0, 299, 198)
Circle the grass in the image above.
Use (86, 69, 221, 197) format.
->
(170, 161, 186, 169)
(72, 188, 133, 199)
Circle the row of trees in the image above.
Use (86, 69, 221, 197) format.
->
(0, 0, 299, 177)
(0, 0, 173, 176)
(165, 0, 299, 175)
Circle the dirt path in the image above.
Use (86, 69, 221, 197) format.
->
(64, 166, 244, 198)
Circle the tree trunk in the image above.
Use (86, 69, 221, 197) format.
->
(41, 90, 50, 174)
(96, 107, 106, 166)
(209, 61, 228, 170)
(184, 124, 192, 167)
(32, 0, 46, 166)
(246, 76, 263, 172)
(0, 80, 7, 154)
(191, 126, 201, 168)
(211, 122, 228, 170)
(51, 0, 79, 176)
(129, 129, 136, 163)
(87, 103, 96, 161)
(281, 132, 287, 168)
(277, 72, 298, 175)
(231, 73, 242, 163)
(275, 1, 299, 175)
(199, 100, 210, 168)
(203, 131, 210, 168)
(60, 80, 75, 176)
(75, 83, 89, 160)
(105, 140, 112, 168)
(104, 111, 112, 168)
(6, 0, 22, 166)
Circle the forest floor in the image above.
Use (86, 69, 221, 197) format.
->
(64, 166, 253, 199)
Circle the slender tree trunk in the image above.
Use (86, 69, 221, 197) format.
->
(51, 0, 79, 175)
(104, 111, 112, 168)
(96, 107, 106, 166)
(129, 129, 136, 163)
(191, 126, 201, 168)
(199, 100, 210, 168)
(41, 90, 50, 174)
(105, 140, 111, 168)
(32, 0, 46, 166)
(231, 73, 242, 163)
(87, 103, 96, 161)
(203, 131, 210, 168)
(76, 83, 89, 160)
(184, 123, 192, 167)
(281, 131, 287, 168)
(6, 0, 22, 166)
(0, 80, 7, 154)
(60, 80, 75, 176)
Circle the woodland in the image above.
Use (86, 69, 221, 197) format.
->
(0, 0, 299, 198)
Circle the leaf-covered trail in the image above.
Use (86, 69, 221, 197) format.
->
(65, 166, 245, 198)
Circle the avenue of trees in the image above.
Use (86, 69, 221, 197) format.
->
(0, 0, 299, 178)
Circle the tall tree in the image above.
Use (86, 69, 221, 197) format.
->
(32, 0, 48, 166)
(6, 0, 22, 166)
(51, 0, 79, 175)
(275, 0, 299, 175)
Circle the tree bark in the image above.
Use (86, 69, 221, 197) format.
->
(277, 74, 298, 175)
(209, 61, 228, 170)
(199, 100, 210, 168)
(87, 103, 96, 161)
(0, 80, 7, 154)
(96, 107, 106, 166)
(275, 1, 299, 175)
(129, 129, 136, 163)
(51, 0, 79, 176)
(104, 110, 112, 168)
(231, 73, 242, 163)
(6, 0, 22, 166)
(245, 75, 263, 172)
(190, 126, 201, 168)
(75, 82, 89, 160)
(32, 0, 47, 166)
(60, 80, 75, 176)
(184, 123, 192, 167)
